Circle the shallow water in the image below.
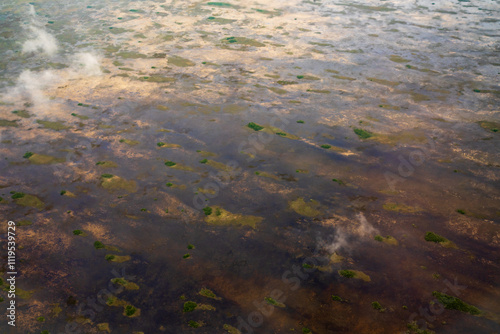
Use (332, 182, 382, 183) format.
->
(0, 0, 499, 333)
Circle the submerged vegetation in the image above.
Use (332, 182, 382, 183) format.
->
(183, 301, 197, 313)
(424, 232, 446, 243)
(374, 235, 398, 245)
(424, 232, 456, 248)
(289, 198, 321, 217)
(247, 122, 264, 131)
(165, 161, 177, 167)
(338, 270, 371, 281)
(199, 288, 221, 300)
(204, 206, 263, 229)
(339, 270, 355, 278)
(353, 128, 373, 139)
(432, 291, 480, 315)
(372, 301, 385, 312)
(264, 297, 285, 308)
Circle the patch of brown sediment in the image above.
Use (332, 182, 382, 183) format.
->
(81, 222, 115, 242)
(228, 172, 295, 199)
(11, 299, 52, 334)
(446, 215, 500, 246)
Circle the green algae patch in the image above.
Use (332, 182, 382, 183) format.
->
(119, 138, 140, 146)
(330, 253, 344, 264)
(100, 175, 137, 193)
(156, 105, 169, 111)
(12, 110, 31, 118)
(370, 131, 427, 145)
(372, 301, 386, 312)
(188, 320, 204, 328)
(16, 288, 34, 299)
(167, 56, 195, 67)
(255, 171, 280, 181)
(268, 87, 288, 95)
(124, 304, 140, 318)
(28, 153, 65, 165)
(14, 194, 44, 209)
(109, 27, 129, 34)
(96, 241, 121, 252)
(106, 295, 128, 307)
(477, 121, 500, 133)
(306, 89, 331, 94)
(425, 232, 457, 248)
(111, 278, 139, 290)
(277, 80, 298, 86)
(378, 104, 401, 111)
(332, 178, 345, 185)
(389, 55, 410, 63)
(263, 126, 300, 140)
(96, 161, 118, 168)
(183, 301, 197, 312)
(247, 122, 264, 131)
(171, 163, 195, 172)
(366, 77, 400, 87)
(105, 254, 131, 263)
(97, 323, 111, 333)
(338, 269, 371, 282)
(197, 187, 216, 195)
(222, 36, 265, 47)
(289, 198, 321, 217)
(36, 120, 69, 130)
(207, 17, 236, 24)
(252, 8, 281, 16)
(264, 297, 285, 308)
(196, 304, 216, 311)
(16, 220, 32, 226)
(165, 160, 192, 171)
(71, 113, 89, 120)
(73, 230, 86, 236)
(199, 288, 221, 300)
(0, 119, 18, 127)
(298, 75, 321, 80)
(407, 91, 431, 102)
(138, 76, 176, 83)
(383, 202, 421, 213)
(432, 291, 480, 315)
(116, 51, 147, 59)
(204, 206, 263, 229)
(157, 142, 181, 149)
(207, 2, 234, 7)
(223, 324, 241, 334)
(353, 128, 373, 139)
(197, 150, 217, 158)
(374, 235, 398, 246)
(330, 74, 355, 81)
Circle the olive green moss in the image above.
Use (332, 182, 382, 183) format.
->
(432, 291, 480, 315)
(264, 297, 285, 308)
(353, 128, 373, 139)
(183, 301, 197, 312)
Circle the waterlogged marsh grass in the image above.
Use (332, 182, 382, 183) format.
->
(289, 198, 321, 217)
(204, 206, 263, 229)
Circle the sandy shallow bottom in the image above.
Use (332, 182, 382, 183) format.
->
(0, 0, 499, 333)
